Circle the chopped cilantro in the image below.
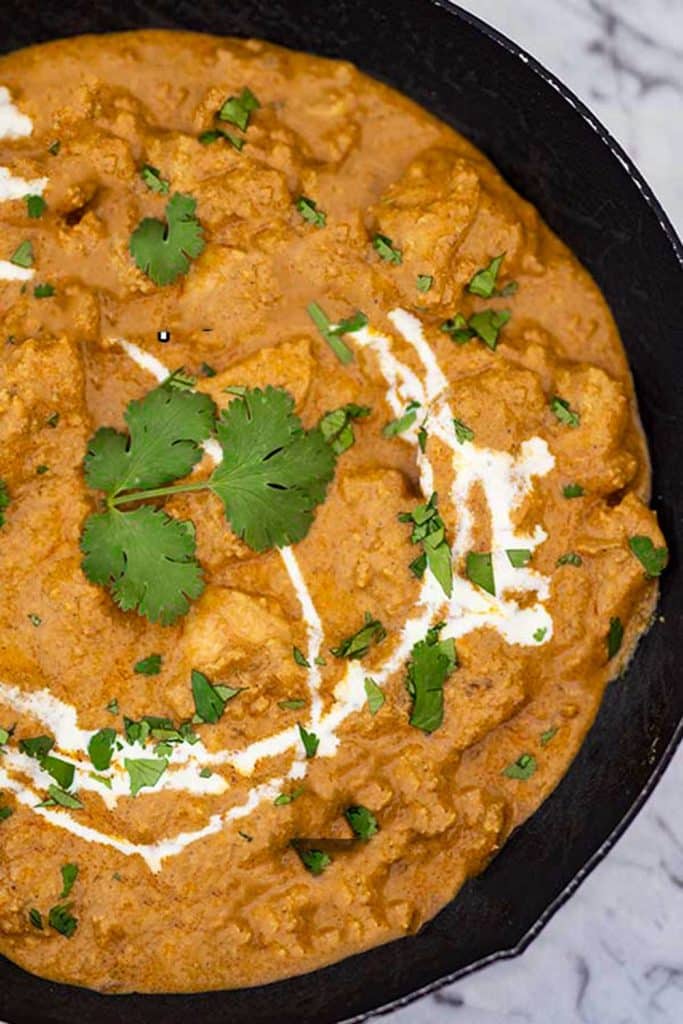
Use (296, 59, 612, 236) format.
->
(406, 623, 457, 733)
(0, 727, 9, 745)
(307, 302, 368, 364)
(198, 128, 244, 150)
(48, 903, 77, 938)
(278, 698, 307, 711)
(88, 728, 116, 772)
(296, 195, 326, 228)
(20, 735, 54, 759)
(506, 548, 531, 568)
(466, 551, 495, 595)
(41, 755, 75, 790)
(364, 677, 385, 715)
(46, 411, 60, 428)
(330, 614, 386, 660)
(467, 253, 505, 298)
(468, 309, 511, 350)
(0, 479, 9, 527)
(106, 698, 119, 715)
(628, 535, 668, 578)
(48, 140, 60, 156)
(200, 362, 216, 377)
(607, 617, 623, 660)
(191, 669, 240, 724)
(10, 240, 33, 268)
(453, 417, 474, 444)
(297, 724, 319, 758)
(199, 767, 212, 778)
(274, 787, 304, 806)
(134, 654, 163, 675)
(292, 646, 310, 668)
(28, 612, 42, 625)
(540, 726, 558, 747)
(533, 627, 547, 642)
(563, 483, 584, 498)
(59, 863, 78, 899)
(130, 193, 205, 286)
(373, 233, 402, 264)
(29, 908, 43, 929)
(398, 492, 452, 597)
(41, 785, 83, 809)
(441, 314, 474, 344)
(0, 805, 14, 822)
(383, 404, 419, 438)
(140, 164, 170, 194)
(557, 551, 582, 567)
(293, 844, 331, 875)
(550, 395, 580, 428)
(319, 403, 370, 455)
(416, 274, 433, 293)
(417, 424, 428, 452)
(125, 757, 168, 796)
(503, 753, 537, 780)
(33, 283, 54, 299)
(218, 87, 260, 131)
(25, 194, 46, 218)
(345, 805, 378, 840)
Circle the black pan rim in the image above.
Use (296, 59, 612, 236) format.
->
(343, 2, 683, 1018)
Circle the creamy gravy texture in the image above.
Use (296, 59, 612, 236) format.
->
(0, 30, 666, 993)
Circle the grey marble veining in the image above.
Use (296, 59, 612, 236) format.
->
(382, 1, 682, 1022)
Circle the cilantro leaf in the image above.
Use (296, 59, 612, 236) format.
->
(468, 309, 511, 350)
(466, 551, 495, 595)
(467, 253, 505, 298)
(453, 418, 474, 444)
(10, 240, 33, 268)
(441, 314, 474, 344)
(140, 164, 170, 194)
(292, 646, 310, 668)
(557, 551, 582, 567)
(191, 669, 238, 724)
(416, 274, 433, 293)
(293, 844, 331, 875)
(373, 233, 402, 264)
(296, 195, 326, 228)
(218, 87, 260, 131)
(0, 479, 9, 527)
(274, 787, 304, 806)
(59, 863, 78, 899)
(84, 379, 215, 496)
(399, 493, 452, 597)
(345, 805, 378, 840)
(41, 755, 75, 790)
(130, 193, 205, 286)
(34, 283, 54, 299)
(383, 407, 418, 438)
(42, 785, 83, 809)
(25, 194, 46, 218)
(607, 617, 623, 660)
(20, 735, 54, 759)
(563, 483, 584, 498)
(198, 128, 244, 150)
(330, 613, 386, 660)
(506, 548, 531, 568)
(278, 698, 306, 711)
(209, 387, 336, 551)
(29, 908, 43, 929)
(540, 726, 558, 746)
(550, 395, 580, 428)
(319, 404, 370, 455)
(88, 728, 116, 771)
(503, 753, 537, 780)
(307, 302, 368, 364)
(48, 903, 77, 938)
(134, 654, 162, 675)
(0, 805, 14, 822)
(628, 535, 668, 578)
(364, 677, 385, 715)
(298, 723, 319, 758)
(81, 506, 205, 625)
(125, 757, 168, 796)
(406, 624, 457, 733)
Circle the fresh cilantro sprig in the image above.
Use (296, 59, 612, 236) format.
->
(399, 492, 452, 597)
(130, 193, 205, 286)
(81, 381, 339, 623)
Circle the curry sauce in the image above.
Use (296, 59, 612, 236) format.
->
(0, 30, 667, 993)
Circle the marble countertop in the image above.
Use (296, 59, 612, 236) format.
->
(383, 2, 682, 1022)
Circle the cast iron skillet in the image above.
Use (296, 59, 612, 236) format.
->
(1, 2, 681, 1021)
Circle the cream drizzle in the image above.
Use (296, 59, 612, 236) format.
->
(0, 261, 34, 282)
(0, 86, 33, 140)
(0, 165, 47, 203)
(0, 315, 555, 868)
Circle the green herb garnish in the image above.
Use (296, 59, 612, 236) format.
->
(59, 863, 78, 899)
(141, 164, 170, 194)
(0, 480, 9, 527)
(557, 551, 582, 567)
(416, 274, 433, 293)
(345, 805, 378, 840)
(563, 483, 584, 498)
(198, 128, 244, 150)
(274, 787, 304, 807)
(296, 195, 326, 228)
(503, 753, 537, 780)
(540, 727, 558, 747)
(628, 535, 668, 578)
(506, 548, 531, 568)
(48, 903, 77, 938)
(192, 669, 240, 724)
(10, 240, 33, 268)
(292, 646, 310, 668)
(297, 724, 319, 758)
(607, 617, 623, 660)
(218, 87, 260, 131)
(130, 193, 204, 286)
(364, 677, 385, 715)
(399, 492, 452, 597)
(25, 194, 46, 218)
(466, 551, 495, 595)
(134, 654, 163, 675)
(88, 728, 116, 772)
(466, 253, 504, 298)
(307, 302, 368, 364)
(33, 283, 54, 298)
(452, 417, 474, 444)
(293, 845, 331, 875)
(406, 623, 457, 733)
(372, 233, 402, 264)
(330, 613, 386, 660)
(125, 757, 168, 796)
(550, 395, 580, 428)
(319, 403, 370, 455)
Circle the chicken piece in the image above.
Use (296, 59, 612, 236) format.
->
(197, 337, 313, 412)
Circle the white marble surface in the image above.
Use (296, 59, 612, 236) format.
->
(382, 2, 683, 1023)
